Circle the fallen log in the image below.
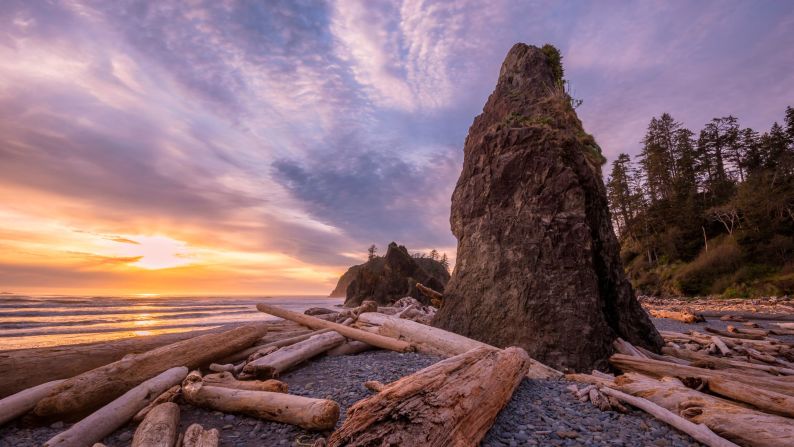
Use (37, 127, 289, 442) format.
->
(132, 402, 180, 447)
(610, 354, 794, 396)
(0, 379, 64, 426)
(701, 311, 794, 322)
(304, 307, 338, 316)
(705, 327, 765, 340)
(327, 346, 529, 447)
(597, 386, 739, 447)
(662, 347, 794, 376)
(243, 331, 346, 378)
(182, 424, 219, 447)
(256, 303, 413, 352)
(648, 309, 705, 323)
(182, 371, 338, 430)
(328, 340, 374, 356)
(706, 376, 794, 418)
(356, 312, 562, 379)
(615, 373, 794, 447)
(202, 372, 287, 393)
(43, 367, 188, 447)
(133, 385, 181, 422)
(34, 323, 268, 420)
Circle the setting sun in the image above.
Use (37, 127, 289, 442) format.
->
(113, 235, 191, 270)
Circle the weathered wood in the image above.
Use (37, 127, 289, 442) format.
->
(700, 311, 794, 322)
(711, 336, 732, 356)
(615, 373, 794, 447)
(132, 402, 180, 447)
(0, 379, 64, 426)
(613, 338, 650, 358)
(706, 376, 794, 418)
(0, 323, 261, 398)
(328, 340, 375, 356)
(705, 327, 765, 340)
(327, 347, 529, 447)
(598, 386, 739, 447)
(662, 347, 794, 376)
(244, 331, 346, 378)
(610, 354, 794, 397)
(256, 303, 413, 352)
(34, 324, 267, 420)
(356, 312, 562, 379)
(202, 372, 287, 393)
(182, 371, 338, 430)
(43, 367, 188, 447)
(363, 380, 385, 392)
(648, 309, 705, 323)
(182, 424, 219, 447)
(133, 385, 181, 423)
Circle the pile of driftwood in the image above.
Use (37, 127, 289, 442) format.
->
(567, 319, 794, 447)
(641, 295, 794, 324)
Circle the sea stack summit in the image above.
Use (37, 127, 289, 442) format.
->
(432, 43, 663, 371)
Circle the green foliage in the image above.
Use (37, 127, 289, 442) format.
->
(541, 44, 564, 85)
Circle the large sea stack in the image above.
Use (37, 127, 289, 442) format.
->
(433, 43, 663, 371)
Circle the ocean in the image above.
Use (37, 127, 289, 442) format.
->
(0, 294, 342, 351)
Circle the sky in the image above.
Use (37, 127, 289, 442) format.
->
(1, 0, 792, 296)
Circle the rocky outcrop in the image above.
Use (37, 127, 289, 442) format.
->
(329, 265, 362, 297)
(344, 243, 449, 307)
(432, 43, 663, 372)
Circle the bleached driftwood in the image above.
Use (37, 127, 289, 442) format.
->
(363, 381, 385, 392)
(132, 402, 180, 447)
(182, 371, 338, 430)
(328, 340, 374, 356)
(202, 372, 287, 393)
(34, 324, 267, 420)
(43, 367, 188, 447)
(597, 386, 739, 447)
(133, 385, 181, 422)
(356, 312, 562, 379)
(613, 338, 650, 358)
(182, 424, 219, 447)
(244, 331, 346, 378)
(706, 376, 794, 418)
(328, 347, 528, 447)
(219, 329, 324, 364)
(648, 309, 705, 324)
(662, 347, 794, 376)
(256, 303, 413, 352)
(615, 373, 794, 447)
(0, 379, 64, 426)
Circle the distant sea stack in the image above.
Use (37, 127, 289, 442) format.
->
(329, 265, 362, 297)
(432, 43, 663, 371)
(343, 242, 449, 307)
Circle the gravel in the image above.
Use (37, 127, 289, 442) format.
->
(0, 331, 712, 447)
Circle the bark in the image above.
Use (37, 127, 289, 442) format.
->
(34, 324, 268, 420)
(133, 385, 181, 423)
(356, 312, 562, 379)
(43, 367, 188, 447)
(182, 424, 219, 447)
(706, 376, 794, 418)
(243, 331, 346, 378)
(0, 379, 64, 426)
(182, 372, 338, 430)
(327, 346, 529, 447)
(256, 303, 413, 352)
(132, 402, 180, 447)
(615, 373, 794, 447)
(202, 372, 287, 393)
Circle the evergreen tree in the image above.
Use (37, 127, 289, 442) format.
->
(606, 153, 637, 234)
(367, 244, 378, 261)
(440, 253, 450, 271)
(429, 249, 439, 260)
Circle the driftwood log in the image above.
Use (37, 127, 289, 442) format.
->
(327, 347, 529, 447)
(221, 329, 332, 364)
(182, 371, 338, 430)
(356, 312, 562, 379)
(133, 385, 181, 423)
(256, 303, 413, 352)
(328, 340, 374, 356)
(202, 372, 287, 393)
(648, 309, 705, 323)
(662, 347, 794, 376)
(182, 424, 219, 447)
(243, 331, 346, 378)
(0, 379, 64, 426)
(34, 324, 268, 420)
(615, 373, 794, 447)
(132, 402, 180, 447)
(705, 376, 794, 418)
(43, 367, 188, 447)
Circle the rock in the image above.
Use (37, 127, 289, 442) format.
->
(432, 43, 663, 371)
(344, 242, 449, 306)
(118, 431, 132, 442)
(329, 265, 363, 297)
(49, 422, 64, 429)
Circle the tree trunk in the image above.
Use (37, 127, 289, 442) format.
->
(182, 424, 219, 447)
(132, 402, 180, 447)
(34, 324, 268, 420)
(43, 367, 188, 447)
(615, 373, 794, 447)
(431, 43, 663, 372)
(256, 303, 413, 352)
(243, 331, 346, 378)
(0, 379, 64, 426)
(327, 347, 529, 447)
(202, 372, 288, 393)
(182, 371, 338, 430)
(356, 312, 561, 379)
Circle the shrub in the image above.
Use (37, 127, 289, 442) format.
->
(674, 236, 742, 295)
